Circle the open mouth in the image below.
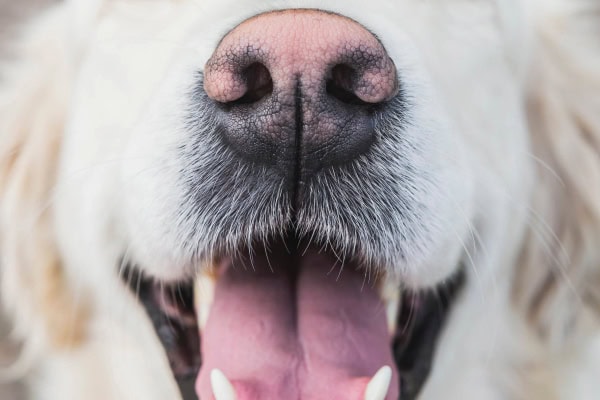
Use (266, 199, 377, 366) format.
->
(124, 233, 463, 400)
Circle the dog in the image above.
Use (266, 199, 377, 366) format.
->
(1, 0, 599, 399)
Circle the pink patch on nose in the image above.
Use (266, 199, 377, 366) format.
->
(204, 9, 397, 104)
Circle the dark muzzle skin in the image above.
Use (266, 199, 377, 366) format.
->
(203, 9, 398, 184)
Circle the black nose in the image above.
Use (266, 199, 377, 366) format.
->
(203, 10, 397, 187)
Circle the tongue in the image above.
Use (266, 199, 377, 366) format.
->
(195, 246, 399, 400)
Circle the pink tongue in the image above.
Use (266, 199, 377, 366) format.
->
(195, 247, 399, 400)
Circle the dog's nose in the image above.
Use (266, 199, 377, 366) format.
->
(204, 10, 397, 182)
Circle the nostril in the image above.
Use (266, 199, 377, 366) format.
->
(326, 64, 371, 106)
(228, 62, 273, 106)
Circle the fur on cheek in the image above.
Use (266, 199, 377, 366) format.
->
(514, 0, 600, 345)
(0, 6, 90, 362)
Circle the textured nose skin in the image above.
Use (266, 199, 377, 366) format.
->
(203, 9, 398, 184)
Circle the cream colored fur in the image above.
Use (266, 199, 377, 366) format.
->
(1, 1, 599, 399)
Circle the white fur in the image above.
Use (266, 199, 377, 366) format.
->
(1, 1, 599, 399)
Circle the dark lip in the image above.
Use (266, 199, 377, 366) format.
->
(121, 258, 464, 400)
(395, 269, 465, 399)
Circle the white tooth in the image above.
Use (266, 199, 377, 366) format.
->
(380, 275, 401, 334)
(211, 369, 237, 400)
(385, 296, 400, 335)
(194, 269, 216, 331)
(364, 366, 392, 400)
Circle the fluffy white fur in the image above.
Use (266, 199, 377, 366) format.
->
(1, 0, 599, 399)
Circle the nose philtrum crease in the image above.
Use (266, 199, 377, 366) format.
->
(292, 76, 304, 212)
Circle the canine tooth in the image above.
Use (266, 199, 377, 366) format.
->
(364, 366, 392, 400)
(211, 369, 237, 400)
(385, 296, 400, 335)
(380, 276, 401, 334)
(194, 270, 216, 331)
